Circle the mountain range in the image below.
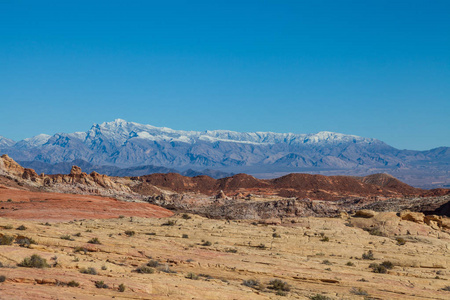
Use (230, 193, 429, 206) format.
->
(0, 119, 449, 188)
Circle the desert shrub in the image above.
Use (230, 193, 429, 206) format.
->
(381, 261, 394, 269)
(369, 263, 387, 273)
(16, 236, 37, 247)
(3, 225, 13, 229)
(118, 215, 125, 219)
(0, 275, 5, 283)
(362, 250, 375, 260)
(158, 264, 177, 274)
(0, 234, 14, 245)
(161, 220, 176, 226)
(242, 279, 263, 290)
(87, 237, 101, 244)
(80, 267, 97, 275)
(441, 286, 450, 291)
(146, 260, 160, 267)
(268, 279, 290, 291)
(322, 260, 332, 265)
(396, 237, 406, 245)
(124, 230, 135, 236)
(225, 248, 238, 253)
(7, 199, 12, 202)
(256, 243, 266, 249)
(202, 240, 212, 246)
(272, 233, 281, 238)
(182, 234, 189, 238)
(101, 265, 107, 270)
(182, 213, 191, 220)
(118, 283, 126, 292)
(309, 295, 331, 300)
(350, 287, 369, 296)
(320, 236, 329, 242)
(74, 232, 82, 237)
(276, 290, 288, 296)
(74, 246, 88, 254)
(60, 235, 74, 241)
(16, 225, 27, 231)
(185, 272, 199, 280)
(135, 265, 154, 274)
(346, 261, 355, 266)
(67, 280, 80, 287)
(95, 281, 108, 289)
(85, 229, 92, 233)
(19, 254, 49, 268)
(365, 228, 384, 236)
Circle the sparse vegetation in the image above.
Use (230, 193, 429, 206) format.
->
(362, 250, 375, 260)
(74, 246, 88, 254)
(272, 233, 281, 238)
(396, 237, 406, 245)
(60, 235, 74, 241)
(147, 260, 160, 267)
(182, 234, 189, 238)
(161, 220, 176, 226)
(87, 237, 101, 244)
(242, 279, 263, 290)
(0, 275, 6, 283)
(350, 287, 369, 296)
(441, 286, 450, 291)
(95, 281, 108, 289)
(185, 272, 199, 280)
(80, 267, 97, 275)
(135, 265, 155, 274)
(182, 213, 192, 220)
(158, 264, 177, 274)
(320, 236, 329, 242)
(74, 232, 82, 237)
(369, 263, 387, 273)
(67, 280, 80, 287)
(19, 254, 49, 268)
(3, 225, 13, 229)
(0, 234, 14, 245)
(16, 225, 27, 230)
(118, 283, 126, 292)
(256, 243, 266, 249)
(16, 236, 37, 247)
(202, 240, 212, 246)
(268, 279, 290, 292)
(124, 230, 135, 236)
(322, 259, 332, 265)
(225, 248, 238, 253)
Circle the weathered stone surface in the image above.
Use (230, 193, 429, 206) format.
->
(354, 209, 377, 218)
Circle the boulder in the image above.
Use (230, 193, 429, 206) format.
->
(400, 211, 425, 223)
(354, 209, 377, 218)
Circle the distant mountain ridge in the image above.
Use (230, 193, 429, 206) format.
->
(1, 119, 449, 188)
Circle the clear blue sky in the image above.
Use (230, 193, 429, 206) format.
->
(0, 0, 449, 150)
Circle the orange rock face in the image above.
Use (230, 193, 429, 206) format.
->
(0, 186, 173, 222)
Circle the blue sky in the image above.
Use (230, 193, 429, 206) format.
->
(0, 0, 449, 150)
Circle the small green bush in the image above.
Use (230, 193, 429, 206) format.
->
(185, 272, 199, 280)
(95, 281, 108, 289)
(147, 260, 160, 267)
(19, 254, 49, 268)
(322, 260, 332, 265)
(320, 236, 329, 242)
(369, 263, 387, 273)
(161, 220, 176, 226)
(80, 267, 97, 275)
(87, 237, 101, 244)
(0, 235, 14, 245)
(346, 261, 355, 266)
(118, 283, 126, 292)
(135, 265, 154, 274)
(350, 287, 369, 296)
(16, 225, 27, 231)
(268, 279, 290, 291)
(242, 279, 261, 289)
(362, 250, 375, 260)
(67, 280, 80, 287)
(60, 235, 74, 241)
(182, 213, 192, 220)
(124, 230, 135, 237)
(16, 236, 37, 247)
(74, 232, 82, 237)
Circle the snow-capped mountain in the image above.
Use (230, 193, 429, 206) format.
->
(0, 119, 449, 188)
